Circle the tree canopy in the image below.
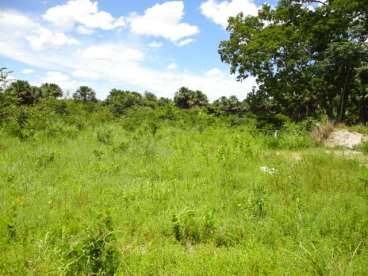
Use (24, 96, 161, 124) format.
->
(40, 83, 63, 99)
(73, 86, 97, 102)
(174, 87, 209, 109)
(219, 0, 368, 122)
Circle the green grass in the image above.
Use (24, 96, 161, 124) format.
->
(0, 122, 367, 275)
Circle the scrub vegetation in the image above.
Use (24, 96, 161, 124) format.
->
(0, 101, 367, 275)
(1, 0, 368, 274)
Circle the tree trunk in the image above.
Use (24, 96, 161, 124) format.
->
(337, 66, 352, 122)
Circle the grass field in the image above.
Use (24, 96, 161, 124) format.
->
(1, 121, 367, 275)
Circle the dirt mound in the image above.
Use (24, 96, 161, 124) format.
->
(325, 129, 366, 149)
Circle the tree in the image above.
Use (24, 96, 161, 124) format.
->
(210, 95, 245, 115)
(219, 0, 368, 122)
(174, 87, 208, 109)
(143, 91, 158, 108)
(0, 67, 12, 92)
(158, 97, 172, 106)
(73, 86, 97, 102)
(0, 68, 17, 122)
(4, 80, 39, 105)
(40, 83, 63, 99)
(105, 89, 143, 115)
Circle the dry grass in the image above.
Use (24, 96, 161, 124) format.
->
(310, 121, 335, 144)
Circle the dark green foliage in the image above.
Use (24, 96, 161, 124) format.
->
(105, 89, 144, 115)
(73, 86, 97, 102)
(219, 0, 368, 122)
(4, 80, 39, 105)
(39, 83, 63, 99)
(209, 95, 246, 116)
(174, 87, 208, 109)
(143, 91, 158, 108)
(158, 96, 172, 106)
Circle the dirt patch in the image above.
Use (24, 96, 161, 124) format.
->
(325, 129, 366, 149)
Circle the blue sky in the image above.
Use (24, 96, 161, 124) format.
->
(0, 0, 271, 100)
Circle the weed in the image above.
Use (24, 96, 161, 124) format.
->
(36, 152, 56, 167)
(310, 121, 335, 144)
(357, 141, 368, 154)
(62, 213, 120, 275)
(96, 129, 113, 145)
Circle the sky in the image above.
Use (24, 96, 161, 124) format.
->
(0, 0, 272, 100)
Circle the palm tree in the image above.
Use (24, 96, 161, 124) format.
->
(4, 80, 38, 105)
(174, 87, 208, 109)
(40, 83, 63, 98)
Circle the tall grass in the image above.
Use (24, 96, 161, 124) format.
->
(0, 115, 367, 274)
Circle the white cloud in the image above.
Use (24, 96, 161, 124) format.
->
(37, 71, 82, 92)
(205, 67, 222, 77)
(200, 0, 258, 28)
(0, 10, 33, 29)
(167, 62, 177, 70)
(43, 0, 125, 31)
(130, 1, 199, 44)
(44, 71, 70, 82)
(0, 10, 255, 101)
(148, 41, 163, 48)
(21, 69, 34, 75)
(176, 38, 195, 46)
(69, 59, 256, 100)
(26, 27, 78, 50)
(76, 25, 94, 35)
(0, 10, 78, 51)
(80, 44, 144, 63)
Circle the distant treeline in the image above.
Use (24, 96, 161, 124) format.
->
(1, 1, 367, 126)
(0, 70, 267, 119)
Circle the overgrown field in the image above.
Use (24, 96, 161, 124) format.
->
(0, 110, 367, 275)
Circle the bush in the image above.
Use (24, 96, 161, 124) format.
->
(171, 209, 220, 245)
(61, 213, 120, 275)
(264, 122, 314, 150)
(357, 141, 368, 154)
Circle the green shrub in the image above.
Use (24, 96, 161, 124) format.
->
(264, 122, 314, 150)
(61, 213, 120, 275)
(171, 209, 219, 245)
(357, 141, 368, 154)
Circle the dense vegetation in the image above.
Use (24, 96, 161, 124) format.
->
(1, 0, 368, 274)
(220, 0, 368, 123)
(0, 96, 368, 274)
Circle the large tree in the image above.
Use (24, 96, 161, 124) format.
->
(219, 0, 368, 122)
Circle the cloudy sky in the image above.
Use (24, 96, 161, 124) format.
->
(0, 0, 268, 100)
